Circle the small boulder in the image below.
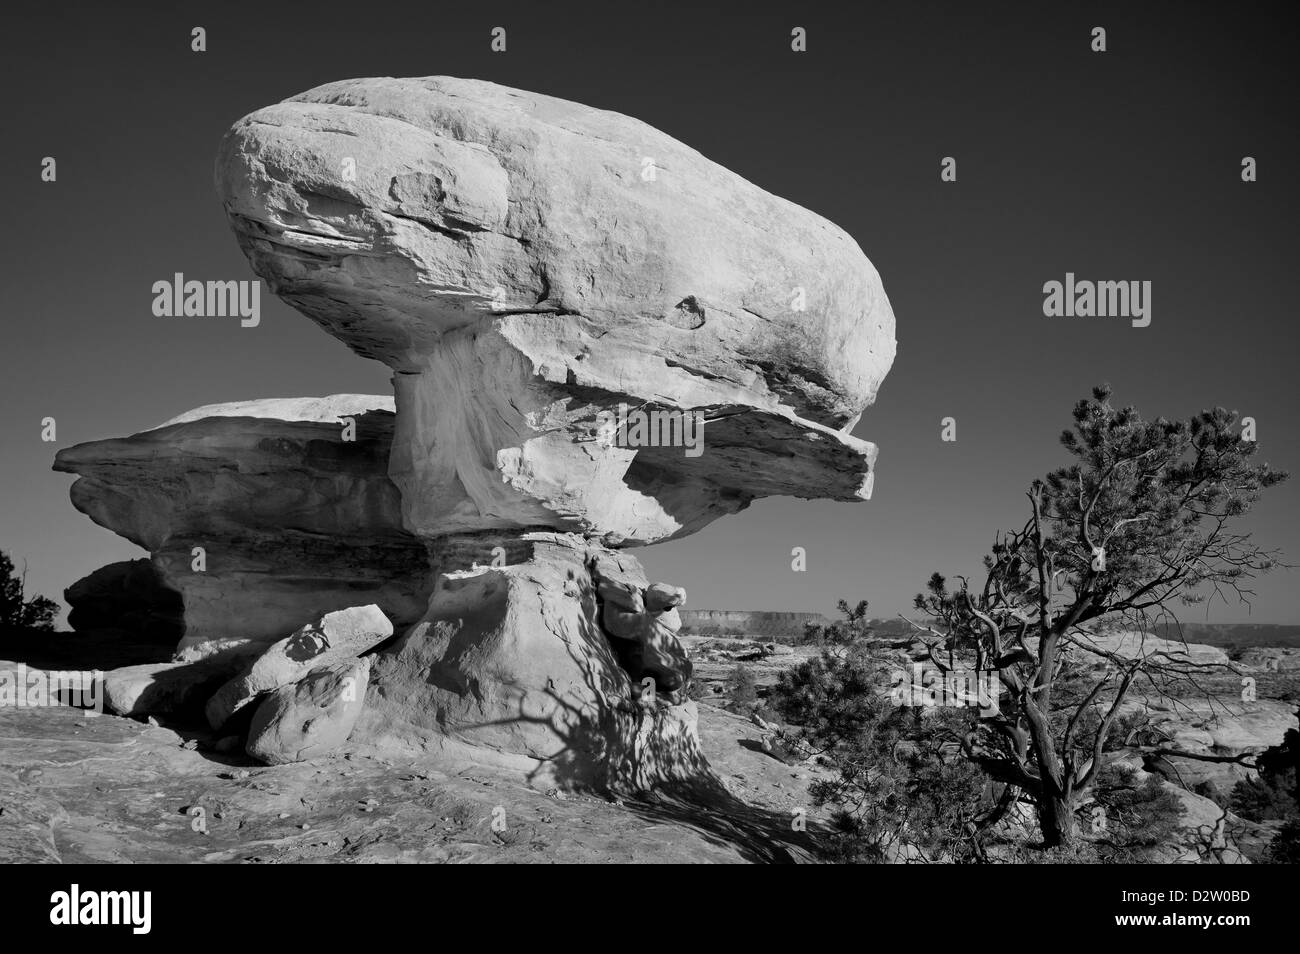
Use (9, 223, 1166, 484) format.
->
(644, 583, 686, 613)
(245, 658, 370, 765)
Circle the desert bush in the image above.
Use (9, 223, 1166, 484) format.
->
(724, 664, 758, 712)
(771, 636, 989, 862)
(801, 599, 873, 646)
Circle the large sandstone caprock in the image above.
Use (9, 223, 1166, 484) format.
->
(54, 395, 431, 650)
(216, 76, 896, 545)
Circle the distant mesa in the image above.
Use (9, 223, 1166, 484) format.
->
(679, 610, 832, 640)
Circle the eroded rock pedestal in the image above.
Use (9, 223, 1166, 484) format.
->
(357, 533, 706, 791)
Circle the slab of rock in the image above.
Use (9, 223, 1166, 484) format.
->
(1119, 693, 1297, 800)
(103, 649, 260, 718)
(206, 604, 392, 730)
(245, 657, 370, 764)
(54, 396, 431, 650)
(49, 78, 899, 796)
(0, 700, 805, 863)
(217, 76, 895, 546)
(600, 575, 693, 694)
(1070, 631, 1231, 669)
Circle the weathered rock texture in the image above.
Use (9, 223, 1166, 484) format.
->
(355, 533, 707, 790)
(207, 604, 392, 730)
(54, 396, 431, 650)
(246, 657, 371, 765)
(216, 76, 895, 545)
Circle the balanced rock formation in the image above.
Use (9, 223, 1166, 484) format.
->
(216, 76, 895, 545)
(55, 77, 895, 792)
(54, 396, 431, 650)
(216, 77, 895, 787)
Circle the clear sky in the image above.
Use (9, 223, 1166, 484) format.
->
(2, 1, 1296, 625)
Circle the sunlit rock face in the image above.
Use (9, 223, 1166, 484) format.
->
(216, 76, 895, 546)
(53, 396, 432, 650)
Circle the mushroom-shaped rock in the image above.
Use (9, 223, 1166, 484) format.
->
(216, 76, 896, 546)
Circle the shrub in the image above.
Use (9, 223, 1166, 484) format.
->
(1, 550, 58, 631)
(724, 664, 758, 712)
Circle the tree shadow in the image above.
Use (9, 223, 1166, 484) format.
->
(0, 624, 170, 670)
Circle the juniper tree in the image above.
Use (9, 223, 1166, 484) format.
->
(725, 663, 759, 712)
(801, 599, 872, 646)
(909, 386, 1286, 847)
(1, 550, 58, 631)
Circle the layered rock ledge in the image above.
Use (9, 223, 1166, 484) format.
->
(54, 395, 431, 650)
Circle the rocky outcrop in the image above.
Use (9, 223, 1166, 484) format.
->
(54, 396, 431, 650)
(216, 76, 895, 546)
(1070, 631, 1233, 669)
(52, 78, 895, 793)
(1123, 693, 1298, 801)
(206, 77, 897, 787)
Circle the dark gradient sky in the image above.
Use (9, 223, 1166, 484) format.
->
(2, 1, 1296, 625)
